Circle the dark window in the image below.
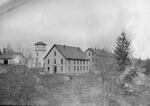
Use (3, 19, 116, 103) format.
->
(95, 58, 97, 62)
(36, 58, 38, 61)
(69, 66, 70, 71)
(77, 66, 79, 71)
(74, 60, 76, 64)
(95, 64, 97, 67)
(48, 59, 50, 64)
(74, 66, 76, 71)
(61, 59, 63, 64)
(77, 60, 79, 64)
(69, 60, 70, 64)
(83, 61, 85, 64)
(87, 66, 88, 70)
(54, 59, 56, 64)
(61, 66, 63, 71)
(83, 66, 85, 70)
(80, 66, 82, 70)
(47, 67, 50, 71)
(92, 52, 94, 56)
(80, 60, 82, 64)
(54, 51, 56, 56)
(37, 52, 38, 56)
(92, 58, 94, 62)
(89, 53, 90, 56)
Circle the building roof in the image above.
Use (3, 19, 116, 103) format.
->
(86, 48, 113, 57)
(44, 44, 89, 60)
(35, 41, 46, 46)
(0, 53, 24, 59)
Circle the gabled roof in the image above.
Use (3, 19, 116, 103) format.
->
(35, 41, 46, 46)
(0, 53, 24, 59)
(86, 48, 113, 57)
(44, 44, 89, 60)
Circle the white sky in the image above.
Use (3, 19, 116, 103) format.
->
(0, 0, 150, 59)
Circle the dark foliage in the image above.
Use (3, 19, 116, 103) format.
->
(114, 32, 132, 72)
(0, 65, 36, 105)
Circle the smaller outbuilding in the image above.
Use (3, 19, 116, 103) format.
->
(0, 52, 26, 65)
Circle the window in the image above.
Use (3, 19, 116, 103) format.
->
(48, 59, 50, 64)
(61, 59, 63, 64)
(95, 64, 97, 67)
(83, 61, 85, 64)
(74, 60, 76, 64)
(89, 53, 90, 56)
(36, 57, 38, 61)
(54, 51, 56, 56)
(54, 59, 56, 64)
(69, 66, 70, 71)
(87, 66, 88, 70)
(77, 66, 79, 71)
(92, 64, 94, 67)
(47, 67, 50, 71)
(61, 66, 63, 71)
(80, 60, 82, 64)
(95, 58, 97, 62)
(77, 60, 79, 64)
(92, 58, 94, 62)
(83, 66, 85, 70)
(80, 66, 82, 70)
(69, 60, 70, 64)
(74, 66, 76, 71)
(37, 52, 38, 56)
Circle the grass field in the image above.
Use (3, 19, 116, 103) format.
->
(1, 65, 150, 106)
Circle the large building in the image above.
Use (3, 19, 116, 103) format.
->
(33, 41, 47, 67)
(85, 48, 113, 71)
(44, 44, 89, 74)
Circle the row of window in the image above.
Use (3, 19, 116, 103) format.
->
(47, 66, 63, 71)
(73, 66, 88, 71)
(47, 59, 88, 65)
(92, 57, 97, 62)
(92, 64, 97, 67)
(47, 59, 64, 64)
(47, 66, 88, 71)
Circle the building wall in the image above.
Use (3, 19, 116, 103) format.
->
(65, 59, 89, 74)
(34, 45, 46, 67)
(44, 47, 89, 74)
(85, 50, 98, 71)
(44, 47, 66, 74)
(85, 49, 113, 72)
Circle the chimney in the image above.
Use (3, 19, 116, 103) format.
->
(63, 45, 66, 49)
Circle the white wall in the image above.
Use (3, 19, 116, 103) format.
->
(44, 47, 66, 74)
(34, 45, 46, 67)
(44, 46, 89, 74)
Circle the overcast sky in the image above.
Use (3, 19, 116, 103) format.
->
(0, 0, 150, 59)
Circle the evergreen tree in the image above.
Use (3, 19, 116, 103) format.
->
(114, 32, 132, 72)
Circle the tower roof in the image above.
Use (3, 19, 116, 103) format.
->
(35, 41, 46, 46)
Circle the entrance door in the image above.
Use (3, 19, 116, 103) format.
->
(4, 60, 8, 65)
(53, 66, 57, 73)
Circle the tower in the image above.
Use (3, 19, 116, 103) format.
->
(34, 41, 46, 67)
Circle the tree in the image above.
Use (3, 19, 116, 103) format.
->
(114, 32, 132, 72)
(143, 58, 150, 75)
